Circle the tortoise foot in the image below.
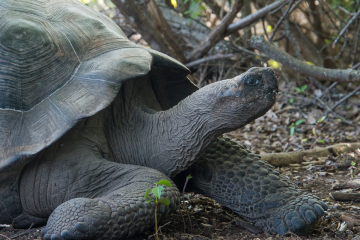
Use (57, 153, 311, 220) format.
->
(42, 198, 112, 240)
(258, 193, 327, 235)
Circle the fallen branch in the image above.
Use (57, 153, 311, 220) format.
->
(260, 142, 360, 167)
(247, 35, 360, 82)
(330, 192, 360, 202)
(332, 179, 360, 190)
(234, 218, 263, 234)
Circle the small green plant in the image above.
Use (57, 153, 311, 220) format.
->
(312, 116, 326, 145)
(144, 179, 172, 240)
(350, 161, 356, 178)
(295, 85, 308, 94)
(184, 0, 206, 19)
(289, 119, 306, 137)
(180, 174, 193, 233)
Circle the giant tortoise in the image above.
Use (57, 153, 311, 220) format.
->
(0, 0, 327, 239)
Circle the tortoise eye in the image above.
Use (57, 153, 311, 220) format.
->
(246, 77, 260, 86)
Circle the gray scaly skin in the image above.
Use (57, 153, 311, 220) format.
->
(189, 138, 327, 235)
(15, 68, 326, 240)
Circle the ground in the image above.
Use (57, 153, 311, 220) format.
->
(1, 78, 360, 240)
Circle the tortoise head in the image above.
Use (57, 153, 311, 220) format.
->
(194, 67, 278, 132)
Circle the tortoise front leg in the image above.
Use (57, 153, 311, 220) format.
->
(189, 137, 327, 235)
(41, 178, 179, 240)
(20, 155, 179, 240)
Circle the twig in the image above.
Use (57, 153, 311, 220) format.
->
(185, 54, 234, 68)
(284, 21, 302, 60)
(227, 0, 289, 34)
(318, 0, 345, 28)
(269, 0, 296, 41)
(352, 62, 360, 69)
(188, 0, 244, 61)
(247, 35, 360, 82)
(333, 9, 360, 47)
(327, 85, 360, 113)
(229, 41, 268, 58)
(352, 20, 360, 66)
(148, 222, 171, 239)
(9, 223, 35, 239)
(334, 29, 348, 59)
(261, 18, 269, 40)
(0, 234, 11, 240)
(317, 0, 341, 32)
(314, 96, 356, 127)
(319, 82, 338, 99)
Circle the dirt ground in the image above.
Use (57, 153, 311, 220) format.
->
(1, 77, 360, 240)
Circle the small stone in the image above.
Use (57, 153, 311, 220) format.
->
(317, 172, 328, 176)
(335, 231, 346, 238)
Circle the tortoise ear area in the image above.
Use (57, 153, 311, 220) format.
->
(147, 49, 198, 110)
(147, 49, 191, 76)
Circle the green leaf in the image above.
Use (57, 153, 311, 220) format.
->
(318, 139, 325, 144)
(145, 200, 154, 203)
(152, 186, 163, 198)
(312, 128, 316, 135)
(317, 116, 326, 124)
(158, 198, 171, 206)
(289, 98, 294, 104)
(301, 138, 307, 142)
(351, 161, 356, 166)
(144, 189, 151, 199)
(157, 179, 172, 187)
(184, 0, 190, 3)
(295, 87, 301, 93)
(295, 119, 306, 126)
(187, 174, 193, 180)
(290, 127, 295, 137)
(301, 85, 308, 91)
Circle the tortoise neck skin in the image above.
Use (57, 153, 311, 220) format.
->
(106, 67, 278, 177)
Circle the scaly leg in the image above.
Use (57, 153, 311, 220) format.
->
(190, 137, 327, 235)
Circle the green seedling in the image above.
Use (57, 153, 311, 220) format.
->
(144, 179, 172, 240)
(351, 161, 356, 178)
(295, 85, 308, 94)
(312, 116, 326, 145)
(180, 174, 193, 233)
(289, 119, 306, 137)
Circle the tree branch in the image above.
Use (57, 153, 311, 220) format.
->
(226, 0, 289, 35)
(247, 35, 360, 82)
(187, 0, 244, 61)
(185, 53, 234, 68)
(111, 0, 186, 62)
